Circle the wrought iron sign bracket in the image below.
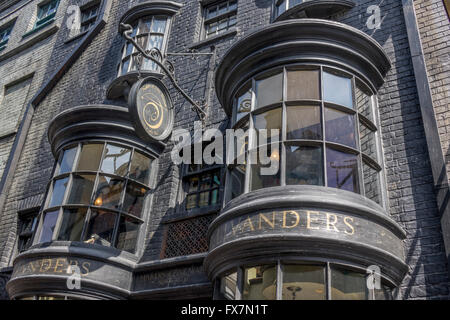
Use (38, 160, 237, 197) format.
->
(121, 23, 208, 124)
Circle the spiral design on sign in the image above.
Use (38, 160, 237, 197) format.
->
(141, 84, 166, 131)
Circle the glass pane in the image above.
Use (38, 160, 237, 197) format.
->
(84, 210, 116, 246)
(282, 265, 326, 300)
(229, 0, 237, 11)
(122, 182, 147, 218)
(67, 174, 95, 205)
(287, 106, 321, 140)
(116, 216, 140, 254)
(147, 34, 163, 50)
(76, 144, 103, 171)
(130, 54, 142, 72)
(212, 171, 221, 187)
(211, 189, 219, 205)
(253, 108, 281, 146)
(57, 208, 87, 241)
(186, 194, 197, 209)
(218, 18, 227, 31)
(39, 210, 59, 243)
(200, 173, 212, 190)
(151, 16, 167, 33)
(188, 176, 199, 192)
(138, 18, 151, 34)
(121, 57, 130, 75)
(129, 151, 151, 185)
(231, 165, 245, 199)
(199, 191, 209, 207)
(359, 122, 377, 160)
(206, 6, 217, 19)
(207, 22, 217, 35)
(276, 1, 287, 16)
(355, 84, 373, 121)
(235, 87, 251, 123)
(374, 285, 393, 300)
(325, 108, 356, 148)
(57, 147, 77, 175)
(326, 148, 360, 193)
(287, 70, 320, 100)
(136, 35, 148, 51)
(218, 3, 227, 15)
(93, 175, 125, 210)
(250, 144, 281, 191)
(363, 161, 381, 205)
(331, 267, 367, 300)
(243, 265, 276, 300)
(101, 144, 131, 176)
(48, 177, 69, 207)
(220, 272, 237, 300)
(289, 0, 302, 8)
(323, 71, 353, 108)
(255, 73, 283, 109)
(286, 145, 323, 186)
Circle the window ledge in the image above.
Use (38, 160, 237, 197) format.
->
(22, 17, 56, 39)
(189, 28, 238, 50)
(64, 30, 89, 44)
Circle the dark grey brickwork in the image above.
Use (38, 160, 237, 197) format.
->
(0, 0, 448, 299)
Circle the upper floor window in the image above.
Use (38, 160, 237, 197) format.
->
(17, 210, 38, 253)
(275, 0, 304, 18)
(228, 65, 384, 206)
(35, 0, 60, 30)
(118, 15, 169, 76)
(183, 164, 222, 211)
(80, 1, 100, 33)
(36, 142, 154, 254)
(203, 0, 237, 39)
(0, 23, 13, 50)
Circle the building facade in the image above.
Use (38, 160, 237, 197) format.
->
(0, 0, 448, 300)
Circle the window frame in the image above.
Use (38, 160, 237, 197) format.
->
(225, 64, 387, 209)
(0, 22, 14, 49)
(33, 140, 156, 255)
(17, 208, 39, 253)
(34, 0, 60, 30)
(79, 1, 101, 33)
(202, 0, 238, 39)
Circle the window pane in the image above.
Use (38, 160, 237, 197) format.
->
(229, 0, 237, 11)
(211, 188, 219, 205)
(282, 265, 326, 300)
(255, 73, 283, 109)
(235, 87, 251, 123)
(331, 267, 367, 300)
(326, 148, 360, 193)
(355, 83, 373, 121)
(253, 108, 281, 146)
(289, 0, 302, 8)
(230, 165, 245, 199)
(250, 144, 281, 191)
(39, 210, 59, 243)
(323, 71, 353, 108)
(206, 6, 217, 19)
(200, 173, 212, 190)
(199, 191, 209, 207)
(116, 216, 140, 254)
(138, 18, 151, 34)
(325, 108, 356, 149)
(287, 70, 320, 100)
(76, 144, 103, 171)
(84, 210, 116, 246)
(48, 177, 69, 207)
(57, 147, 77, 175)
(151, 16, 167, 33)
(57, 208, 87, 241)
(287, 105, 321, 140)
(243, 265, 276, 300)
(286, 145, 323, 186)
(129, 151, 151, 185)
(147, 34, 163, 50)
(122, 182, 147, 218)
(101, 144, 131, 176)
(220, 272, 237, 300)
(359, 122, 377, 160)
(375, 285, 393, 300)
(276, 1, 287, 16)
(186, 194, 197, 209)
(121, 57, 130, 75)
(67, 174, 95, 205)
(363, 161, 381, 205)
(93, 175, 125, 210)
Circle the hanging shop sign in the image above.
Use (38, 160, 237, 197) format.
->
(128, 76, 174, 142)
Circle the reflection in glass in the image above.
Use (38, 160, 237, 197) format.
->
(84, 210, 116, 246)
(243, 265, 276, 300)
(221, 272, 237, 300)
(282, 265, 326, 300)
(57, 208, 87, 241)
(39, 210, 59, 243)
(326, 148, 360, 193)
(101, 144, 131, 176)
(250, 144, 280, 191)
(122, 182, 147, 218)
(93, 176, 125, 210)
(286, 145, 323, 185)
(76, 144, 103, 171)
(67, 174, 95, 204)
(255, 73, 282, 108)
(286, 69, 320, 100)
(363, 161, 381, 205)
(287, 106, 321, 140)
(236, 88, 251, 123)
(231, 165, 246, 199)
(253, 108, 281, 146)
(151, 16, 167, 33)
(116, 216, 140, 254)
(58, 147, 77, 175)
(129, 151, 151, 185)
(323, 71, 353, 108)
(48, 177, 68, 207)
(325, 108, 356, 148)
(359, 122, 376, 160)
(331, 267, 367, 300)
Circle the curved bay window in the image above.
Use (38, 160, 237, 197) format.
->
(228, 65, 384, 206)
(118, 15, 169, 76)
(218, 262, 394, 300)
(275, 0, 306, 17)
(37, 142, 154, 254)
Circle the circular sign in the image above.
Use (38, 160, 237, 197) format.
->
(128, 77, 174, 141)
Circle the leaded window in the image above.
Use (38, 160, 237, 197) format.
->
(37, 142, 154, 254)
(118, 15, 170, 75)
(80, 2, 100, 33)
(228, 65, 384, 206)
(184, 164, 222, 210)
(203, 0, 237, 39)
